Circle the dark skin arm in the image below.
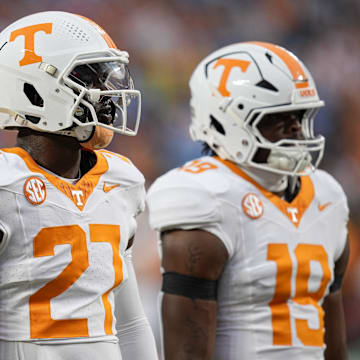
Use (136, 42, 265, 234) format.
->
(161, 229, 228, 360)
(324, 239, 349, 360)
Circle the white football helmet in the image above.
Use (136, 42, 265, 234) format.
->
(0, 11, 141, 148)
(189, 41, 325, 176)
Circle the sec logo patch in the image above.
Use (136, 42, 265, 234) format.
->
(242, 192, 264, 219)
(24, 176, 47, 205)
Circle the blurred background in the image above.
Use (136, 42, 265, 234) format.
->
(0, 0, 360, 358)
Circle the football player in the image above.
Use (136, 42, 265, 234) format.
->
(0, 11, 158, 360)
(147, 42, 349, 360)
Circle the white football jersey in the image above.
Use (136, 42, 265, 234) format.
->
(0, 147, 145, 344)
(147, 156, 349, 360)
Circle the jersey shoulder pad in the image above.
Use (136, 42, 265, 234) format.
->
(311, 169, 348, 205)
(311, 170, 349, 260)
(98, 150, 145, 217)
(147, 164, 225, 232)
(311, 169, 349, 228)
(0, 149, 26, 187)
(175, 156, 231, 194)
(98, 149, 145, 188)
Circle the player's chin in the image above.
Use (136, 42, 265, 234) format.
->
(97, 113, 113, 125)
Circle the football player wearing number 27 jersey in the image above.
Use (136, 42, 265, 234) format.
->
(147, 42, 349, 360)
(0, 11, 158, 360)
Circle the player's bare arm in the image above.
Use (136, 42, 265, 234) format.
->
(323, 239, 350, 360)
(161, 229, 228, 360)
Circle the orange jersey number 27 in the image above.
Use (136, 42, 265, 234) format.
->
(29, 224, 122, 339)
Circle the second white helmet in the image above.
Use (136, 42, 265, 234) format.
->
(189, 41, 325, 176)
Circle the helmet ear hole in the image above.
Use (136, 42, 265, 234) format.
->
(23, 83, 44, 107)
(210, 115, 225, 135)
(25, 115, 41, 124)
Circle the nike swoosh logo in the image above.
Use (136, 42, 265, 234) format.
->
(318, 202, 332, 211)
(103, 183, 120, 193)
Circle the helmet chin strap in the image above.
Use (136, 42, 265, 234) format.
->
(241, 165, 289, 193)
(81, 126, 114, 150)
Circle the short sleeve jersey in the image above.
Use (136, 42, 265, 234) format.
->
(147, 156, 349, 360)
(0, 147, 145, 344)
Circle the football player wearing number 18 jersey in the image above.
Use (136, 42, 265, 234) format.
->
(147, 42, 349, 360)
(0, 11, 158, 360)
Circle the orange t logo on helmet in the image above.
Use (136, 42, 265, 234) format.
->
(214, 42, 310, 98)
(214, 58, 251, 97)
(9, 23, 52, 66)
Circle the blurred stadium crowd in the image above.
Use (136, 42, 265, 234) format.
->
(0, 0, 359, 356)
